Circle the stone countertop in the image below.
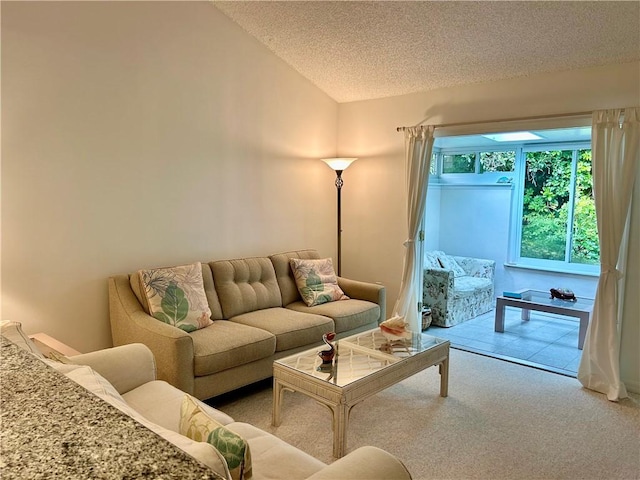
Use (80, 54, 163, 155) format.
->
(0, 336, 223, 479)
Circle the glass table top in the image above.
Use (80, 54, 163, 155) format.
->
(275, 329, 448, 388)
(517, 289, 594, 311)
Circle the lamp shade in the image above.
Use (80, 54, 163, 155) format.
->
(322, 157, 357, 171)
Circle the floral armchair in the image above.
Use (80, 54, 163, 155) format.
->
(423, 251, 495, 328)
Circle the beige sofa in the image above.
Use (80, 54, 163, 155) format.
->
(109, 249, 386, 400)
(1, 321, 411, 480)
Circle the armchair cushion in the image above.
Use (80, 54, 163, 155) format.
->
(122, 380, 234, 433)
(225, 422, 326, 480)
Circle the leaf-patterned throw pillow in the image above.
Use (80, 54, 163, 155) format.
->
(289, 258, 349, 307)
(138, 262, 213, 333)
(179, 395, 252, 480)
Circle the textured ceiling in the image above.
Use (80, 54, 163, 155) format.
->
(213, 1, 640, 103)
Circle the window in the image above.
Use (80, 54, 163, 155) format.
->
(432, 132, 598, 275)
(438, 150, 515, 176)
(518, 146, 598, 272)
(480, 151, 515, 173)
(443, 153, 476, 173)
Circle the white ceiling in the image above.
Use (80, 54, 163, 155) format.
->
(212, 1, 640, 103)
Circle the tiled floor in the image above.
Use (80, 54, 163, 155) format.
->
(425, 308, 582, 377)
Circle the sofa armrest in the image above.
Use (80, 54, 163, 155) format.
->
(305, 446, 412, 480)
(453, 256, 495, 280)
(109, 275, 196, 395)
(337, 278, 386, 323)
(423, 267, 454, 292)
(68, 343, 156, 395)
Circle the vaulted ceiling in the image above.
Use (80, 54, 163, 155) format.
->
(213, 1, 640, 103)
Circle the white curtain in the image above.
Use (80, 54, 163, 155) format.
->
(578, 107, 640, 401)
(392, 126, 435, 333)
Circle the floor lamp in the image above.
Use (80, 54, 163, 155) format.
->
(322, 158, 357, 276)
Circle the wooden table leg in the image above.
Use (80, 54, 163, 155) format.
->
(439, 356, 449, 398)
(272, 378, 284, 426)
(332, 403, 349, 458)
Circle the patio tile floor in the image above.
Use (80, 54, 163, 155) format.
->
(425, 308, 581, 377)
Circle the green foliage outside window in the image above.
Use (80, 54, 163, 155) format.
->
(480, 151, 515, 172)
(571, 150, 599, 264)
(520, 149, 599, 265)
(443, 153, 476, 173)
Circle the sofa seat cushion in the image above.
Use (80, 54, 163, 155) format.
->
(122, 380, 234, 433)
(230, 307, 333, 352)
(226, 422, 326, 480)
(453, 276, 492, 299)
(286, 300, 380, 334)
(191, 321, 276, 376)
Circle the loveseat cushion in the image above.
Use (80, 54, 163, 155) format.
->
(191, 321, 276, 376)
(122, 379, 234, 433)
(230, 307, 333, 352)
(285, 300, 379, 334)
(225, 422, 326, 480)
(211, 258, 282, 319)
(453, 276, 492, 298)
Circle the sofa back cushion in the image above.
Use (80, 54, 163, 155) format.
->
(269, 249, 321, 306)
(131, 263, 224, 321)
(210, 257, 282, 318)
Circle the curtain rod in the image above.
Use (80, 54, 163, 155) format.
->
(396, 110, 593, 132)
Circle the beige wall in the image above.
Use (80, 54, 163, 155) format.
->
(1, 2, 339, 351)
(2, 2, 638, 391)
(337, 61, 640, 392)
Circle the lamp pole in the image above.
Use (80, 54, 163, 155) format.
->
(334, 169, 344, 276)
(322, 158, 357, 277)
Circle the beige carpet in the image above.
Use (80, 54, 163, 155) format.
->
(211, 349, 640, 480)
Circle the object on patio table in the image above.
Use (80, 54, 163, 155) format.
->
(317, 332, 336, 371)
(550, 287, 576, 301)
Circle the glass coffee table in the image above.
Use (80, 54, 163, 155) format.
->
(272, 328, 450, 458)
(495, 289, 594, 349)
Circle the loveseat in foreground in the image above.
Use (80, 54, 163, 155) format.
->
(109, 249, 386, 400)
(1, 321, 411, 480)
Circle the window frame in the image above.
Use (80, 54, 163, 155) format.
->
(512, 141, 598, 275)
(434, 146, 517, 184)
